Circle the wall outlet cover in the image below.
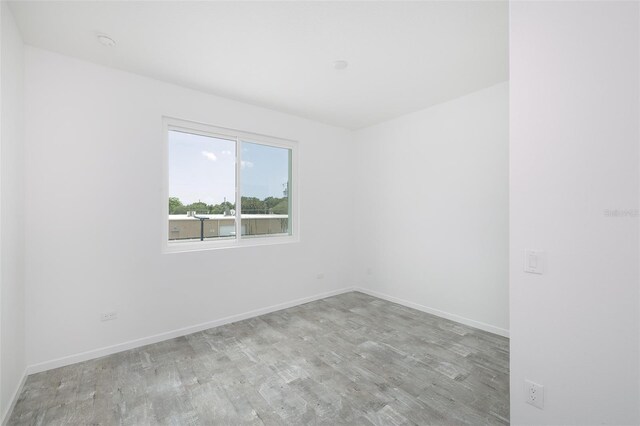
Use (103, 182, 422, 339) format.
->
(525, 379, 544, 409)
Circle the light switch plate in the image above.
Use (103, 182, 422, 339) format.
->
(524, 250, 545, 274)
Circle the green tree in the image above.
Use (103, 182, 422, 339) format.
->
(185, 201, 209, 214)
(264, 196, 282, 210)
(272, 198, 289, 214)
(241, 197, 266, 214)
(168, 197, 187, 214)
(171, 196, 290, 215)
(210, 201, 235, 215)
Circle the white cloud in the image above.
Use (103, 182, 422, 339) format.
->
(222, 150, 232, 155)
(241, 160, 254, 169)
(202, 151, 217, 161)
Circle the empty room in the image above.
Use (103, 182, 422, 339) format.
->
(1, 1, 639, 425)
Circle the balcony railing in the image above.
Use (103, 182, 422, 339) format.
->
(168, 214, 289, 241)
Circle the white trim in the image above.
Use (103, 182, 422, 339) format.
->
(354, 287, 510, 338)
(235, 128, 242, 239)
(23, 286, 507, 381)
(26, 287, 355, 375)
(161, 116, 300, 253)
(165, 233, 299, 254)
(1, 369, 27, 426)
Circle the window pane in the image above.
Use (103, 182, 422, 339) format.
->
(240, 141, 291, 237)
(168, 130, 236, 242)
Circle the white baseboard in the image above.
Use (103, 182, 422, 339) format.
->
(354, 287, 509, 338)
(25, 285, 507, 378)
(2, 369, 27, 426)
(26, 286, 356, 375)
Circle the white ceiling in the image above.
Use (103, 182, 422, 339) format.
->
(8, 1, 508, 130)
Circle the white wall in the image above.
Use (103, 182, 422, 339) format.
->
(510, 2, 640, 424)
(23, 47, 354, 370)
(0, 2, 26, 421)
(13, 2, 640, 424)
(353, 82, 509, 336)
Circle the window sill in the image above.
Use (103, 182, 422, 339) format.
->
(163, 234, 299, 254)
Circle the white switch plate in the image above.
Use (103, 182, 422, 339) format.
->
(525, 379, 544, 409)
(524, 250, 545, 274)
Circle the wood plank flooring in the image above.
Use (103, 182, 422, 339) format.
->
(8, 292, 509, 425)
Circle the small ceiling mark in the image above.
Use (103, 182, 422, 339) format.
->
(97, 34, 116, 47)
(333, 60, 348, 70)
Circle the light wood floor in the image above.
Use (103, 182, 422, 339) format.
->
(8, 292, 509, 425)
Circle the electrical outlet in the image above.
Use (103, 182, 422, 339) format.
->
(101, 311, 117, 322)
(525, 380, 544, 409)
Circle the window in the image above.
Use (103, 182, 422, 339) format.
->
(164, 117, 297, 252)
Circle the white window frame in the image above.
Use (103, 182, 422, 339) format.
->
(162, 116, 299, 253)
